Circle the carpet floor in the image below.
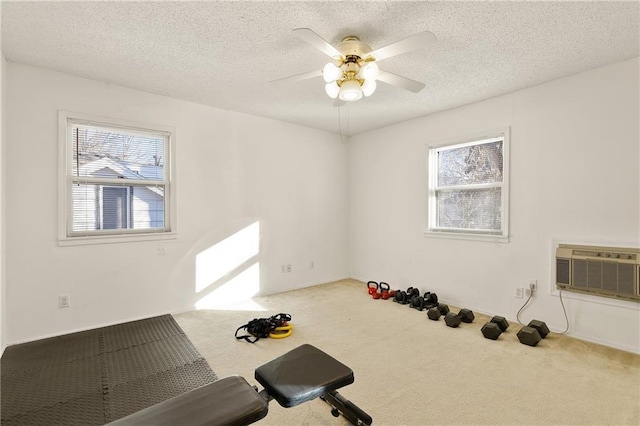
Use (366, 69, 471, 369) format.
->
(1, 314, 218, 425)
(3, 280, 637, 425)
(175, 279, 640, 425)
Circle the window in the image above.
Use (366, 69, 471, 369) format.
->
(59, 112, 175, 244)
(427, 128, 509, 241)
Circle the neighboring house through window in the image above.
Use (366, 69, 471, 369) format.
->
(102, 186, 129, 230)
(59, 112, 175, 244)
(427, 128, 510, 241)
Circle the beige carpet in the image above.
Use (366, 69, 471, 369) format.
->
(175, 279, 640, 425)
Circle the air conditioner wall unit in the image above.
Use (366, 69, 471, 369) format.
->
(556, 244, 640, 302)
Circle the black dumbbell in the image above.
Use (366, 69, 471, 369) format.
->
(481, 315, 510, 340)
(428, 303, 450, 321)
(410, 292, 438, 311)
(444, 308, 475, 328)
(517, 326, 542, 346)
(444, 312, 461, 328)
(481, 322, 502, 340)
(393, 287, 419, 305)
(427, 307, 441, 321)
(491, 316, 509, 332)
(459, 308, 475, 323)
(481, 316, 508, 339)
(437, 304, 450, 316)
(517, 320, 549, 347)
(527, 320, 549, 338)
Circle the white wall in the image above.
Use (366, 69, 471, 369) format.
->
(5, 58, 639, 354)
(349, 58, 640, 353)
(5, 63, 349, 344)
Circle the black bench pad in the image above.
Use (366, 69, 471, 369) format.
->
(108, 375, 268, 426)
(254, 344, 354, 408)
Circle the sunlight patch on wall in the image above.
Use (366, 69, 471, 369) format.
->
(195, 221, 259, 293)
(195, 262, 264, 311)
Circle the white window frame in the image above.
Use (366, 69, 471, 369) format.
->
(58, 111, 177, 246)
(426, 127, 510, 242)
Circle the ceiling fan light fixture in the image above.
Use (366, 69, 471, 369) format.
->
(339, 79, 363, 101)
(362, 79, 377, 97)
(284, 28, 434, 103)
(325, 81, 340, 99)
(322, 62, 342, 83)
(358, 62, 379, 81)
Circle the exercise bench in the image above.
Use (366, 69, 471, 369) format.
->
(109, 344, 372, 425)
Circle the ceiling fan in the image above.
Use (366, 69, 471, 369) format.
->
(273, 28, 437, 103)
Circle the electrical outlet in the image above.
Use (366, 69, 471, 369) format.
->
(286, 264, 292, 273)
(59, 295, 70, 308)
(515, 288, 524, 299)
(281, 265, 285, 273)
(529, 280, 537, 296)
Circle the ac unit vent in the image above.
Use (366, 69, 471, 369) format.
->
(556, 244, 640, 302)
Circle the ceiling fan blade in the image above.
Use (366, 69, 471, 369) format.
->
(270, 69, 322, 84)
(377, 70, 426, 93)
(293, 28, 343, 59)
(367, 31, 437, 62)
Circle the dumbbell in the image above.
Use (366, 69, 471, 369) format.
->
(373, 282, 393, 300)
(427, 303, 451, 321)
(444, 308, 475, 328)
(517, 320, 550, 347)
(410, 292, 438, 311)
(528, 320, 550, 338)
(393, 287, 420, 305)
(481, 316, 510, 340)
(437, 304, 450, 316)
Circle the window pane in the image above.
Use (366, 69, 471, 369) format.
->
(102, 187, 129, 229)
(71, 125, 165, 180)
(132, 186, 165, 229)
(436, 188, 502, 230)
(437, 141, 503, 186)
(70, 183, 164, 232)
(71, 183, 99, 232)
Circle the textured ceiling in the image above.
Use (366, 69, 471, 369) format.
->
(2, 1, 639, 136)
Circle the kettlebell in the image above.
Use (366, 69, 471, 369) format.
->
(379, 282, 391, 299)
(367, 281, 379, 295)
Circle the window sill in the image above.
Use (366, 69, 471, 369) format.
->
(58, 232, 177, 247)
(424, 230, 509, 243)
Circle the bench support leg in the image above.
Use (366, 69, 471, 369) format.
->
(321, 391, 372, 426)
